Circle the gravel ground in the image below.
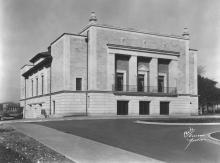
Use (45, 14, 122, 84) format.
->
(0, 143, 31, 163)
(0, 124, 74, 163)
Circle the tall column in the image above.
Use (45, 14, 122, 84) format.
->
(107, 53, 115, 91)
(129, 55, 137, 91)
(149, 58, 158, 92)
(20, 71, 25, 99)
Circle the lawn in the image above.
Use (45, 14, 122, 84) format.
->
(36, 119, 220, 162)
(0, 124, 73, 163)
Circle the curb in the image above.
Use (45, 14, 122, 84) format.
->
(135, 120, 220, 125)
(2, 115, 220, 125)
(207, 132, 220, 146)
(0, 115, 172, 124)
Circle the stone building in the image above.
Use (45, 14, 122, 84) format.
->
(20, 13, 198, 118)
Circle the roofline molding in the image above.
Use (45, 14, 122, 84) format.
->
(50, 33, 87, 46)
(29, 51, 50, 63)
(22, 56, 52, 78)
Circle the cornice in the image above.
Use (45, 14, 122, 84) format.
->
(107, 44, 180, 56)
(20, 64, 33, 69)
(22, 57, 52, 78)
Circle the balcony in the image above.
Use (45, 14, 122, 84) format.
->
(112, 85, 177, 95)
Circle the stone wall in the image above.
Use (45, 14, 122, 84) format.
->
(86, 93, 198, 116)
(23, 95, 50, 118)
(51, 92, 86, 116)
(22, 92, 87, 118)
(51, 37, 64, 92)
(21, 90, 198, 118)
(87, 93, 116, 115)
(69, 35, 87, 91)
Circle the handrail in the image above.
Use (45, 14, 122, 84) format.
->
(112, 85, 177, 94)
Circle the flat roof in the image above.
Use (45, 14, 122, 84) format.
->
(79, 23, 187, 40)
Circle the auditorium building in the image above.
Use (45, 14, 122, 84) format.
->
(20, 13, 198, 118)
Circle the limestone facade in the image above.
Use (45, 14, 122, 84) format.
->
(20, 14, 198, 118)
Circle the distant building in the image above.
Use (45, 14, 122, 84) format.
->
(20, 12, 198, 118)
(0, 102, 22, 114)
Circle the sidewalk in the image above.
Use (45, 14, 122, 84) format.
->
(10, 123, 163, 163)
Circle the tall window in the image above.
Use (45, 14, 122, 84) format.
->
(31, 79, 33, 96)
(138, 74, 144, 92)
(76, 78, 82, 91)
(41, 75, 44, 95)
(116, 73, 123, 91)
(36, 78, 38, 96)
(158, 76, 164, 93)
(53, 101, 55, 114)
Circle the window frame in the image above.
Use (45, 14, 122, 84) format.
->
(41, 75, 44, 95)
(31, 79, 33, 97)
(36, 77, 38, 96)
(76, 78, 82, 91)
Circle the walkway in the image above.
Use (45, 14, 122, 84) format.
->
(11, 123, 163, 163)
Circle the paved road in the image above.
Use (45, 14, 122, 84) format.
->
(36, 119, 220, 162)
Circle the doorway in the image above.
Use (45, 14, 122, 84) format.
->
(160, 102, 169, 115)
(117, 101, 128, 115)
(139, 101, 150, 115)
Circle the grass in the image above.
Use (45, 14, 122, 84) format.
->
(0, 124, 74, 163)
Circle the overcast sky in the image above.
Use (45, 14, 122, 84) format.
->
(0, 0, 220, 103)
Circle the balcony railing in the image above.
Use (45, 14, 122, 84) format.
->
(112, 85, 177, 95)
